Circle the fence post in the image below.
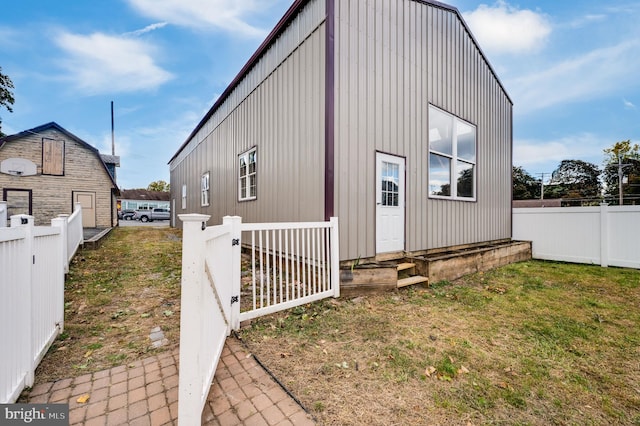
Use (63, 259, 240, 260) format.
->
(0, 201, 6, 227)
(11, 215, 36, 387)
(330, 217, 340, 298)
(177, 213, 210, 426)
(224, 216, 242, 331)
(600, 203, 609, 268)
(74, 203, 83, 230)
(52, 215, 69, 273)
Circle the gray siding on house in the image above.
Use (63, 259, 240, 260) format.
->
(170, 0, 326, 226)
(333, 0, 512, 260)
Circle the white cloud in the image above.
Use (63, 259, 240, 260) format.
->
(125, 0, 274, 38)
(0, 26, 21, 49)
(623, 99, 636, 109)
(55, 32, 173, 95)
(514, 133, 609, 172)
(509, 39, 640, 114)
(124, 22, 168, 37)
(462, 1, 551, 55)
(568, 14, 606, 29)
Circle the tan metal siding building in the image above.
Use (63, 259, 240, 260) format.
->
(170, 0, 327, 225)
(169, 0, 513, 262)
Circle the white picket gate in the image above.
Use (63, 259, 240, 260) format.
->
(178, 215, 340, 425)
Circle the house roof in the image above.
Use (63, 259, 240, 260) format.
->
(168, 0, 512, 164)
(0, 121, 119, 191)
(119, 189, 170, 201)
(100, 154, 121, 167)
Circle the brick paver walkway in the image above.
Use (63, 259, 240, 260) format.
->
(23, 336, 315, 425)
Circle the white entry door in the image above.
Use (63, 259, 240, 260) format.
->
(376, 153, 405, 254)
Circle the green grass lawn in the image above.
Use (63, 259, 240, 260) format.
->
(239, 260, 640, 425)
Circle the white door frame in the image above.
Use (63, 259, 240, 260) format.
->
(375, 152, 405, 254)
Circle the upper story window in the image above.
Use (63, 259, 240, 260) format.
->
(42, 138, 65, 176)
(238, 148, 257, 201)
(201, 172, 210, 207)
(428, 106, 476, 200)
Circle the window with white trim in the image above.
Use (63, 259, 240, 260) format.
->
(238, 148, 257, 201)
(201, 172, 210, 207)
(181, 184, 187, 209)
(428, 105, 476, 200)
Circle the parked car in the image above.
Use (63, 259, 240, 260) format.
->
(119, 209, 136, 220)
(135, 208, 170, 222)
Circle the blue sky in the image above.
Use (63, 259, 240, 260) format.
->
(1, 0, 639, 189)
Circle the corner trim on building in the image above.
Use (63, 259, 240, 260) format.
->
(324, 0, 335, 221)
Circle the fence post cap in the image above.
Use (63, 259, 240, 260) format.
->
(179, 213, 211, 223)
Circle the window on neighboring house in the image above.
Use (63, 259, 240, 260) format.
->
(238, 148, 257, 201)
(42, 138, 65, 176)
(201, 172, 210, 207)
(181, 184, 187, 209)
(428, 105, 476, 200)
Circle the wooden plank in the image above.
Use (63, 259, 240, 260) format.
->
(397, 275, 428, 288)
(396, 262, 415, 272)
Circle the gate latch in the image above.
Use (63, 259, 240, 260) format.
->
(231, 296, 239, 304)
(232, 239, 240, 246)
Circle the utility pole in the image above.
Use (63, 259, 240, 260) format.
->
(616, 155, 632, 206)
(537, 173, 550, 200)
(111, 101, 115, 155)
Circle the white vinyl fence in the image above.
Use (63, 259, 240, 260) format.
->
(0, 210, 84, 403)
(178, 215, 340, 425)
(0, 201, 6, 227)
(513, 204, 640, 269)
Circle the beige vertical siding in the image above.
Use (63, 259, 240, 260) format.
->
(170, 0, 327, 226)
(334, 0, 513, 260)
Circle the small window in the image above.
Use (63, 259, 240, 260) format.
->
(181, 184, 187, 209)
(201, 172, 210, 207)
(428, 106, 476, 200)
(238, 148, 257, 201)
(42, 138, 65, 176)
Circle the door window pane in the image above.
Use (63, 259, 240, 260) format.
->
(381, 161, 399, 206)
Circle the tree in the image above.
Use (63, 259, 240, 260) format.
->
(0, 66, 15, 138)
(147, 180, 170, 192)
(602, 140, 640, 204)
(512, 166, 541, 199)
(547, 160, 601, 199)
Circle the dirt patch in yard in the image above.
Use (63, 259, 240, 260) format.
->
(30, 226, 182, 384)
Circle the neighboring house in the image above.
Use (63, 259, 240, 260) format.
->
(0, 122, 119, 228)
(118, 189, 170, 212)
(169, 0, 513, 262)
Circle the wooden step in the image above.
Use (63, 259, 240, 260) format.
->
(396, 262, 416, 272)
(397, 275, 429, 288)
